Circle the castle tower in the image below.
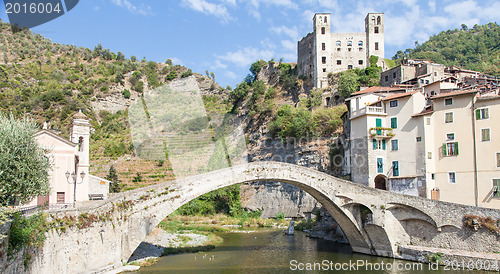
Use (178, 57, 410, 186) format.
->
(365, 13, 385, 66)
(70, 110, 91, 201)
(313, 13, 331, 88)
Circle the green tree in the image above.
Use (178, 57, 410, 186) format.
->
(0, 114, 51, 206)
(105, 165, 122, 193)
(338, 70, 360, 97)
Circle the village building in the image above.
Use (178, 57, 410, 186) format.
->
(297, 12, 385, 89)
(22, 111, 109, 209)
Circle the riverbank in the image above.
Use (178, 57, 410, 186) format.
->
(127, 214, 290, 267)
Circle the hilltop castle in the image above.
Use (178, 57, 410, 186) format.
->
(298, 13, 385, 88)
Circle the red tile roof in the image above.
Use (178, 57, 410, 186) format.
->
(351, 86, 403, 95)
(381, 91, 419, 101)
(430, 89, 477, 100)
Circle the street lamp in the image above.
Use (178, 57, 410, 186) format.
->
(65, 169, 85, 207)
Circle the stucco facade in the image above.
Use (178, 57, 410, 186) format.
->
(24, 112, 108, 208)
(298, 12, 384, 88)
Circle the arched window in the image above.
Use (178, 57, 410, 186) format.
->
(358, 41, 363, 46)
(347, 40, 352, 46)
(324, 17, 327, 23)
(321, 27, 325, 35)
(336, 40, 341, 46)
(377, 16, 381, 25)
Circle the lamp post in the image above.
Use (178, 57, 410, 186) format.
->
(65, 163, 86, 208)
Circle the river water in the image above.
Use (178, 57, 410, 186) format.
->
(135, 229, 484, 273)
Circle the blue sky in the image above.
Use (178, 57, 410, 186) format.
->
(1, 0, 499, 88)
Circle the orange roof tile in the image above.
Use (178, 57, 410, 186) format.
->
(351, 86, 403, 96)
(430, 89, 477, 100)
(381, 91, 419, 101)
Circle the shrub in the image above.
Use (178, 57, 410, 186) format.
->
(165, 71, 177, 81)
(122, 89, 131, 99)
(181, 69, 193, 78)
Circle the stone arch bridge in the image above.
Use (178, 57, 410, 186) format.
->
(26, 162, 500, 273)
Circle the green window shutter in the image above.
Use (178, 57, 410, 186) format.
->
(476, 109, 481, 120)
(391, 117, 397, 129)
(377, 158, 383, 173)
(376, 118, 382, 135)
(442, 143, 447, 157)
(494, 179, 500, 198)
(382, 139, 386, 150)
(393, 161, 399, 176)
(455, 142, 459, 155)
(373, 139, 377, 150)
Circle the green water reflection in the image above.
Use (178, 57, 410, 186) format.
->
(136, 230, 487, 273)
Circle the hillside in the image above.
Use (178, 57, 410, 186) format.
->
(0, 21, 227, 189)
(392, 22, 500, 76)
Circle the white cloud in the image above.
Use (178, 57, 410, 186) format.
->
(270, 25, 299, 41)
(216, 47, 274, 67)
(110, 0, 153, 16)
(428, 0, 436, 13)
(210, 59, 227, 70)
(180, 0, 233, 23)
(224, 71, 237, 79)
(247, 0, 299, 20)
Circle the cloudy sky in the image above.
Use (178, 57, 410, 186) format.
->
(1, 0, 499, 87)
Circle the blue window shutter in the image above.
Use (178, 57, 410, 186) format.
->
(393, 161, 399, 176)
(382, 139, 386, 150)
(373, 139, 377, 150)
(377, 158, 383, 173)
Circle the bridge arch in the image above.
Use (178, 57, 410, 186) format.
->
(116, 162, 401, 261)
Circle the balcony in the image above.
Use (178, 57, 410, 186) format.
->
(351, 106, 386, 119)
(369, 127, 395, 138)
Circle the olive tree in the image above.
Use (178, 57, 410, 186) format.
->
(0, 115, 51, 206)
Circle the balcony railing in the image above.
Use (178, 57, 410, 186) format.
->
(369, 127, 395, 138)
(351, 106, 386, 119)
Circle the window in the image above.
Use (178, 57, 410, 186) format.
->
(392, 161, 399, 176)
(446, 133, 455, 141)
(358, 41, 363, 46)
(336, 40, 341, 46)
(416, 137, 422, 142)
(494, 179, 500, 198)
(377, 16, 381, 25)
(324, 17, 327, 23)
(449, 172, 456, 183)
(359, 60, 363, 65)
(391, 140, 398, 151)
(347, 40, 352, 46)
(348, 65, 353, 69)
(375, 42, 379, 50)
(57, 192, 65, 204)
(322, 43, 326, 50)
(322, 57, 327, 64)
(372, 139, 386, 150)
(337, 60, 342, 65)
(431, 173, 435, 180)
(389, 100, 398, 108)
(481, 128, 491, 142)
(377, 158, 383, 173)
(497, 152, 500, 168)
(322, 68, 326, 72)
(420, 79, 424, 83)
(443, 142, 459, 156)
(476, 108, 489, 120)
(321, 27, 325, 34)
(428, 152, 432, 159)
(445, 112, 453, 123)
(385, 75, 389, 82)
(431, 91, 435, 96)
(391, 117, 397, 129)
(445, 98, 453, 106)
(337, 48, 341, 51)
(348, 48, 352, 51)
(359, 48, 363, 52)
(426, 118, 431, 125)
(393, 72, 396, 78)
(374, 27, 379, 33)
(425, 80, 430, 84)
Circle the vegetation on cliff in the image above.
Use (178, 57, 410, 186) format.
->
(392, 22, 500, 76)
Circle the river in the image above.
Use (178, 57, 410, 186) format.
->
(135, 229, 484, 273)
